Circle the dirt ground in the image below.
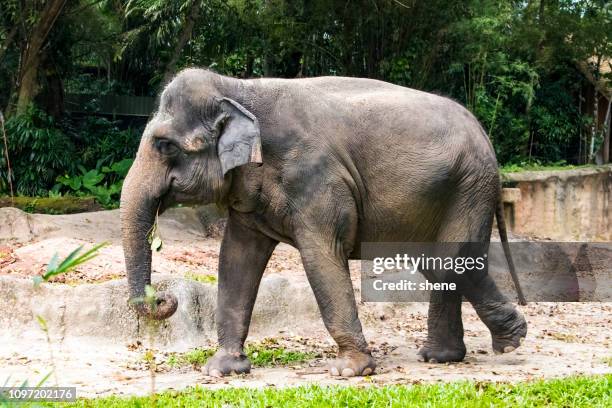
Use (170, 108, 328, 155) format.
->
(0, 208, 610, 397)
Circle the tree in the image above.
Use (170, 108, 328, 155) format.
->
(15, 0, 68, 114)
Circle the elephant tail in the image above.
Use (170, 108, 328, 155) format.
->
(495, 192, 527, 305)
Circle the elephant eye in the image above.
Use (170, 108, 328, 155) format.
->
(154, 138, 179, 156)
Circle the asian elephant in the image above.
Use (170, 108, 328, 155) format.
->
(120, 68, 527, 378)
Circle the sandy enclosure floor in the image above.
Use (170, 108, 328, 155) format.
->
(0, 208, 610, 397)
(2, 303, 610, 397)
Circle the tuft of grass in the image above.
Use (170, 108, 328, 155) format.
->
(500, 162, 597, 174)
(33, 242, 108, 287)
(546, 331, 579, 343)
(166, 348, 215, 368)
(164, 345, 316, 368)
(185, 272, 217, 284)
(46, 375, 611, 407)
(247, 344, 316, 367)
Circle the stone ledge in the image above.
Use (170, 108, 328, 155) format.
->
(502, 164, 612, 183)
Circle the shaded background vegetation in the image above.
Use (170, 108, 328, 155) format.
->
(0, 0, 610, 203)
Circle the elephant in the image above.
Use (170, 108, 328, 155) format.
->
(121, 68, 527, 378)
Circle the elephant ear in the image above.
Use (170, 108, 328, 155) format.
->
(217, 97, 262, 175)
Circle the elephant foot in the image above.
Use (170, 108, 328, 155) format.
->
(417, 340, 466, 363)
(474, 302, 527, 354)
(328, 350, 376, 377)
(491, 313, 527, 354)
(201, 348, 251, 377)
(420, 294, 465, 363)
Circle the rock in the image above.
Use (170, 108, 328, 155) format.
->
(0, 274, 322, 348)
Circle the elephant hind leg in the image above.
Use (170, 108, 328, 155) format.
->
(418, 289, 466, 363)
(422, 196, 526, 360)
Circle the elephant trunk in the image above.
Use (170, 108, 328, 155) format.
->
(120, 160, 177, 320)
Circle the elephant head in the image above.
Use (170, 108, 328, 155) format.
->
(120, 69, 262, 320)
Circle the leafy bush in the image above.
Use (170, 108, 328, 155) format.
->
(0, 106, 140, 201)
(62, 115, 141, 169)
(0, 106, 77, 196)
(55, 158, 133, 208)
(528, 70, 588, 164)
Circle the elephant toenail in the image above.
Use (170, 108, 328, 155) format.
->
(209, 369, 222, 378)
(362, 367, 373, 376)
(429, 358, 438, 363)
(503, 346, 515, 353)
(494, 349, 502, 355)
(330, 367, 340, 376)
(520, 337, 525, 345)
(341, 368, 355, 377)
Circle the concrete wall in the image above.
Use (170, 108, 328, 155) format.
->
(502, 165, 612, 241)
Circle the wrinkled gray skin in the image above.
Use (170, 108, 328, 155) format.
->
(121, 69, 527, 378)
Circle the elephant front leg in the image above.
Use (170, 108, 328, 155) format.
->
(202, 215, 277, 377)
(299, 240, 376, 377)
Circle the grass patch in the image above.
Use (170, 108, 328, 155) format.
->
(47, 375, 610, 407)
(165, 344, 316, 369)
(166, 348, 215, 367)
(500, 162, 598, 174)
(184, 272, 217, 284)
(546, 331, 579, 343)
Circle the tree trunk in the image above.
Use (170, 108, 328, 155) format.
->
(16, 52, 40, 114)
(162, 0, 202, 84)
(15, 0, 67, 114)
(0, 24, 19, 63)
(590, 90, 598, 163)
(589, 56, 602, 163)
(603, 99, 611, 164)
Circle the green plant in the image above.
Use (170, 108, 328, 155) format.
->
(65, 116, 141, 169)
(49, 375, 612, 407)
(164, 344, 316, 369)
(185, 272, 217, 284)
(0, 372, 52, 407)
(500, 160, 596, 174)
(55, 158, 133, 208)
(35, 316, 58, 386)
(0, 106, 76, 196)
(33, 242, 109, 286)
(29, 243, 108, 395)
(147, 213, 163, 252)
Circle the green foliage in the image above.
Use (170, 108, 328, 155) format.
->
(500, 161, 596, 174)
(0, 106, 77, 196)
(55, 159, 133, 207)
(165, 348, 215, 367)
(0, 105, 139, 201)
(63, 116, 141, 168)
(0, 372, 52, 408)
(1, 0, 610, 194)
(247, 345, 316, 367)
(185, 272, 217, 284)
(46, 375, 611, 407)
(164, 345, 316, 368)
(33, 242, 109, 287)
